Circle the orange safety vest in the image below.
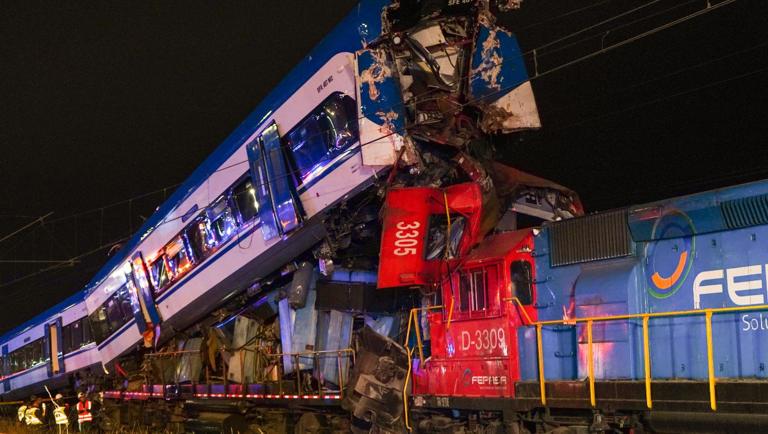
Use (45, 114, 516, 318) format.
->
(77, 400, 93, 424)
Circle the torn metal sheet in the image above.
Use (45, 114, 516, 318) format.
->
(469, 19, 541, 133)
(481, 81, 541, 132)
(355, 48, 414, 166)
(343, 326, 409, 432)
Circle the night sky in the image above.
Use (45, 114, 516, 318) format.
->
(1, 0, 767, 333)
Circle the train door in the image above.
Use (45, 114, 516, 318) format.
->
(129, 253, 162, 337)
(509, 258, 536, 323)
(247, 122, 302, 241)
(45, 318, 64, 377)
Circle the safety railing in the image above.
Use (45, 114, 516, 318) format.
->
(403, 306, 443, 431)
(508, 297, 768, 411)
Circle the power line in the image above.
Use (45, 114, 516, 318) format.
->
(513, 0, 616, 33)
(0, 212, 53, 245)
(543, 38, 768, 116)
(549, 63, 768, 132)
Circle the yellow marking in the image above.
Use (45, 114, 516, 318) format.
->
(536, 324, 546, 405)
(587, 320, 595, 407)
(705, 310, 717, 411)
(643, 315, 652, 409)
(403, 347, 415, 432)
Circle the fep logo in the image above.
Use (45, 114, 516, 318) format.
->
(645, 210, 696, 299)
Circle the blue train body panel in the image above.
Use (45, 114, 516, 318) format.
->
(531, 180, 768, 382)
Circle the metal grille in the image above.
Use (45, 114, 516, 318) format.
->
(549, 209, 632, 267)
(720, 194, 768, 229)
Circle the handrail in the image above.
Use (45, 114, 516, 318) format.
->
(504, 297, 768, 411)
(404, 306, 443, 365)
(403, 347, 415, 432)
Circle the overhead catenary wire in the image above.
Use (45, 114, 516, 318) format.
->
(542, 38, 768, 116)
(0, 212, 53, 245)
(549, 63, 768, 132)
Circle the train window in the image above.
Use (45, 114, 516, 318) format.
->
(207, 194, 238, 245)
(90, 285, 135, 344)
(425, 214, 466, 260)
(89, 305, 110, 344)
(185, 216, 214, 263)
(510, 261, 533, 305)
(458, 269, 487, 312)
(286, 92, 359, 183)
(232, 177, 259, 224)
(82, 318, 93, 345)
(29, 339, 45, 367)
(62, 322, 72, 354)
(148, 255, 171, 295)
(165, 235, 192, 280)
(63, 319, 85, 354)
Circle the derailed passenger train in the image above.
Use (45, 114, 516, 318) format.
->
(4, 0, 765, 433)
(1, 0, 548, 430)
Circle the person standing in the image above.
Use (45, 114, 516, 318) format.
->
(52, 393, 70, 433)
(76, 392, 93, 432)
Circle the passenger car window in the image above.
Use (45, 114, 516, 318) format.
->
(185, 216, 214, 262)
(207, 195, 238, 245)
(232, 177, 259, 223)
(165, 235, 192, 280)
(148, 255, 170, 295)
(286, 92, 359, 183)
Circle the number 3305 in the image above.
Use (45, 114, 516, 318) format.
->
(393, 221, 420, 256)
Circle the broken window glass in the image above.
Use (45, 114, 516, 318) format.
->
(165, 235, 192, 280)
(425, 214, 466, 260)
(149, 256, 170, 295)
(184, 215, 214, 263)
(207, 195, 238, 244)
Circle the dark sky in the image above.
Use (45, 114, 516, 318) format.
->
(1, 0, 767, 333)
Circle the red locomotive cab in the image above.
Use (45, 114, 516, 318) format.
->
(377, 183, 484, 290)
(414, 230, 538, 398)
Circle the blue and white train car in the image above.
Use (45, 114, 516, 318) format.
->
(1, 0, 397, 398)
(0, 292, 100, 400)
(82, 0, 394, 365)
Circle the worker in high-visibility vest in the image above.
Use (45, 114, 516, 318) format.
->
(76, 392, 93, 432)
(17, 399, 29, 425)
(25, 395, 45, 427)
(52, 392, 70, 432)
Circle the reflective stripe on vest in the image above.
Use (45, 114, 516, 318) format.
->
(25, 407, 43, 425)
(77, 400, 93, 423)
(54, 406, 69, 425)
